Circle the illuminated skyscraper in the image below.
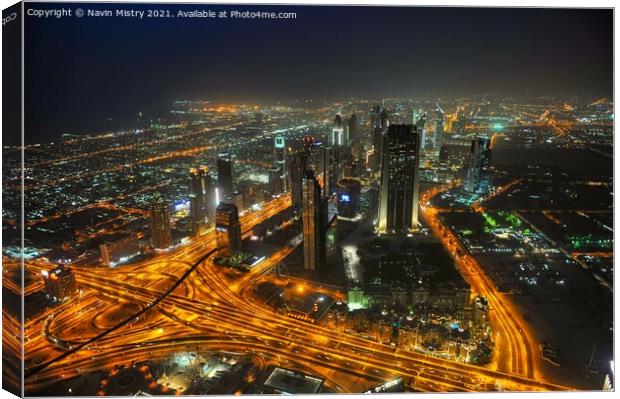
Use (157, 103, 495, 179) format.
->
(414, 111, 427, 150)
(268, 167, 283, 197)
(349, 113, 361, 159)
(377, 124, 421, 233)
(302, 170, 327, 273)
(215, 201, 242, 256)
(463, 137, 492, 194)
(434, 106, 444, 149)
(412, 109, 422, 126)
(150, 195, 172, 249)
(371, 106, 381, 169)
(217, 152, 234, 201)
(312, 144, 340, 197)
(325, 145, 339, 196)
(289, 151, 309, 214)
(371, 106, 389, 171)
(348, 113, 358, 146)
(188, 166, 214, 232)
(331, 114, 345, 146)
(274, 136, 287, 192)
(380, 108, 389, 126)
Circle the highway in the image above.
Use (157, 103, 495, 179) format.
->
(9, 192, 571, 394)
(419, 183, 539, 380)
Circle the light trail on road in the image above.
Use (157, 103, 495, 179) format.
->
(14, 193, 572, 394)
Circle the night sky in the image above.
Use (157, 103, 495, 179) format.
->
(20, 3, 613, 144)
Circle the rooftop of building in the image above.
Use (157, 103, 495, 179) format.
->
(261, 367, 323, 394)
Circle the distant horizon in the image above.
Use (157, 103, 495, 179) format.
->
(10, 91, 613, 146)
(14, 3, 612, 145)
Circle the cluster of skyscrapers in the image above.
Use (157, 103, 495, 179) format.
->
(146, 104, 492, 272)
(373, 107, 491, 233)
(148, 151, 241, 255)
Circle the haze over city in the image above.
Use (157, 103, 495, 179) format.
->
(14, 4, 613, 145)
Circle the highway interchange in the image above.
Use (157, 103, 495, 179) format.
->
(6, 188, 573, 394)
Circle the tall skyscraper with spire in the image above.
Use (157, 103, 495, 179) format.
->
(274, 136, 287, 192)
(377, 124, 421, 234)
(434, 106, 444, 150)
(414, 111, 427, 150)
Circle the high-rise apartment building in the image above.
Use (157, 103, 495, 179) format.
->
(377, 124, 421, 233)
(302, 170, 327, 273)
(463, 137, 492, 194)
(215, 202, 242, 256)
(289, 151, 309, 214)
(217, 152, 234, 201)
(274, 136, 287, 192)
(150, 195, 172, 249)
(371, 106, 389, 171)
(188, 165, 214, 232)
(434, 107, 444, 149)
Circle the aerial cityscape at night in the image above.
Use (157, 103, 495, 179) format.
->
(1, 2, 614, 396)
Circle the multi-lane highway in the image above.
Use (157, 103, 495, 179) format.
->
(8, 191, 571, 394)
(419, 184, 538, 379)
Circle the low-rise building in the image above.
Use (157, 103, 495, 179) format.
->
(260, 367, 324, 394)
(99, 234, 141, 267)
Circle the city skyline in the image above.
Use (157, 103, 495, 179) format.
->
(4, 92, 614, 395)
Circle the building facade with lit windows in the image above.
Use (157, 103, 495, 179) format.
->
(289, 151, 309, 214)
(188, 165, 214, 232)
(434, 106, 444, 149)
(216, 152, 234, 201)
(377, 124, 421, 233)
(331, 114, 345, 146)
(42, 264, 77, 302)
(149, 195, 172, 249)
(463, 137, 492, 194)
(99, 234, 141, 267)
(274, 136, 287, 192)
(302, 170, 327, 273)
(371, 106, 389, 172)
(215, 201, 242, 256)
